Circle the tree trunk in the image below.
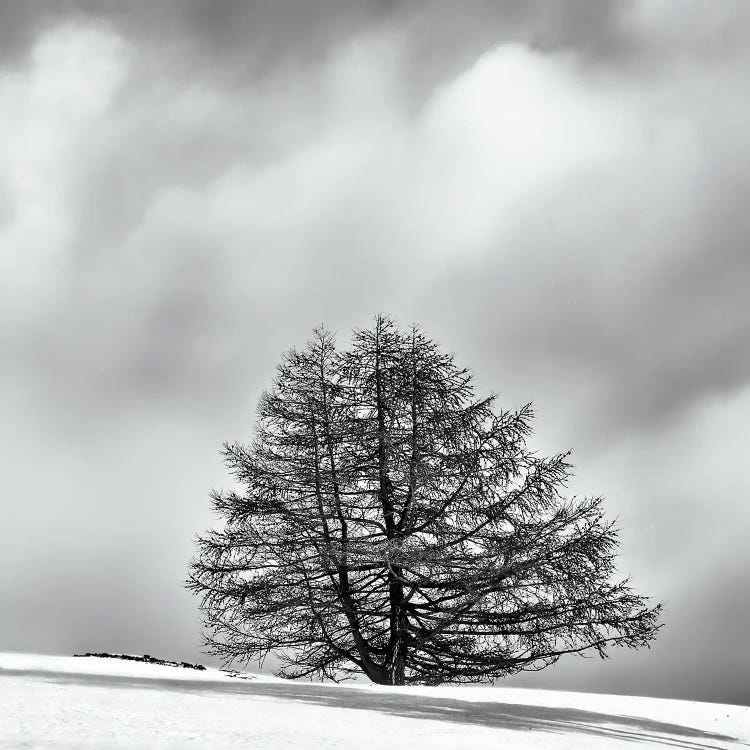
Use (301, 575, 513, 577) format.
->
(387, 572, 408, 685)
(391, 607, 408, 685)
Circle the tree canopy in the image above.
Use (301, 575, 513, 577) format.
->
(189, 316, 661, 685)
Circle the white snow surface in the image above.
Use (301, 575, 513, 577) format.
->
(1, 652, 747, 749)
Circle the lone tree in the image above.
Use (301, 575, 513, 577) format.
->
(189, 316, 661, 685)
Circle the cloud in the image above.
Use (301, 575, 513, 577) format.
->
(1, 4, 749, 703)
(0, 23, 127, 323)
(422, 28, 750, 441)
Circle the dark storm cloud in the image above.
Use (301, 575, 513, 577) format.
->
(0, 1, 394, 73)
(0, 1, 631, 83)
(0, 1, 56, 61)
(1, 0, 749, 706)
(2, 0, 747, 83)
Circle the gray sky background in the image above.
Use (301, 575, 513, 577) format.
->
(1, 1, 749, 706)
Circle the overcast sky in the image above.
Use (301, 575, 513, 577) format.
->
(1, 1, 749, 706)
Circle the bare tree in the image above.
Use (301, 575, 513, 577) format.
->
(188, 316, 661, 685)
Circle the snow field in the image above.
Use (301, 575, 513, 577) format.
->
(1, 653, 747, 749)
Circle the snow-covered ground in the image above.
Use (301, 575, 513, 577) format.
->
(1, 653, 747, 749)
